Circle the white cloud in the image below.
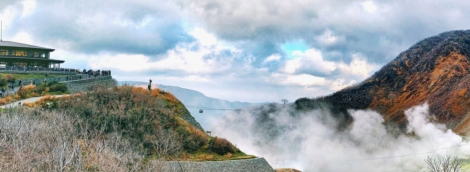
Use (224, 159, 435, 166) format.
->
(10, 31, 33, 44)
(337, 53, 378, 79)
(271, 73, 326, 87)
(315, 29, 345, 46)
(274, 49, 378, 91)
(21, 0, 36, 17)
(189, 27, 218, 46)
(0, 4, 19, 36)
(283, 48, 336, 75)
(86, 27, 238, 75)
(263, 54, 281, 63)
(88, 53, 151, 71)
(161, 75, 213, 82)
(360, 0, 377, 13)
(142, 27, 243, 74)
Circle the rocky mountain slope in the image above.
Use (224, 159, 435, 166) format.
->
(296, 30, 470, 134)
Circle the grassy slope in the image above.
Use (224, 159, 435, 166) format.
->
(0, 73, 68, 79)
(25, 85, 253, 161)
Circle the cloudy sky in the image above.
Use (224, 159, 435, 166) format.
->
(1, 0, 470, 102)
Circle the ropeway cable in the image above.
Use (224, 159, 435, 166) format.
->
(184, 105, 241, 111)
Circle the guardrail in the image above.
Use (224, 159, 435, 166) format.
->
(0, 67, 79, 72)
(13, 74, 112, 87)
(0, 67, 79, 75)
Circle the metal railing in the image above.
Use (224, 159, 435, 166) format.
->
(0, 66, 79, 72)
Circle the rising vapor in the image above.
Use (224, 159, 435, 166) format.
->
(212, 103, 470, 171)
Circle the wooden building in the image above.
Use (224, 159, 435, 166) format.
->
(0, 41, 64, 69)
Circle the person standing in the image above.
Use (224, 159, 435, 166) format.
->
(148, 79, 153, 90)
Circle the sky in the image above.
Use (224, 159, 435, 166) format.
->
(1, 0, 470, 103)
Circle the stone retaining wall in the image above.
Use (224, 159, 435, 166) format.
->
(12, 74, 110, 87)
(64, 76, 116, 93)
(161, 158, 274, 172)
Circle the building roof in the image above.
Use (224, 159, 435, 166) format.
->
(0, 41, 55, 51)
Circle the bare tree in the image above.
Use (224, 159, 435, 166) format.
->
(0, 108, 168, 171)
(281, 99, 288, 105)
(151, 129, 182, 159)
(425, 155, 461, 172)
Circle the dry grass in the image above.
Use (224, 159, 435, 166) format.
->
(0, 107, 174, 171)
(14, 85, 253, 163)
(0, 95, 16, 106)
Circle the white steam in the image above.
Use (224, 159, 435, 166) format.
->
(212, 103, 470, 171)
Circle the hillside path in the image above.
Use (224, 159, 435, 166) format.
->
(0, 95, 68, 108)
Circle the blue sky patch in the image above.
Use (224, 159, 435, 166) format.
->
(281, 40, 309, 58)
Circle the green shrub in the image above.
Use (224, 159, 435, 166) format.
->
(208, 137, 236, 155)
(34, 81, 67, 94)
(0, 76, 7, 87)
(178, 127, 207, 152)
(35, 84, 47, 93)
(49, 83, 67, 92)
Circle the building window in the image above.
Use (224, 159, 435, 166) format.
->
(11, 50, 28, 57)
(13, 62, 27, 68)
(0, 49, 8, 56)
(32, 51, 41, 58)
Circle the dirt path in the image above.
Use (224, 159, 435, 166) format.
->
(0, 95, 68, 108)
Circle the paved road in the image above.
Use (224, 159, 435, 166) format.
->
(0, 95, 67, 108)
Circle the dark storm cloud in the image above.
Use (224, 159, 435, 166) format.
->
(4, 0, 193, 57)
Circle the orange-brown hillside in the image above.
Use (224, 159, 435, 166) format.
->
(295, 30, 470, 134)
(369, 52, 470, 124)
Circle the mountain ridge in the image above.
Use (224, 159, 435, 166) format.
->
(295, 30, 470, 133)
